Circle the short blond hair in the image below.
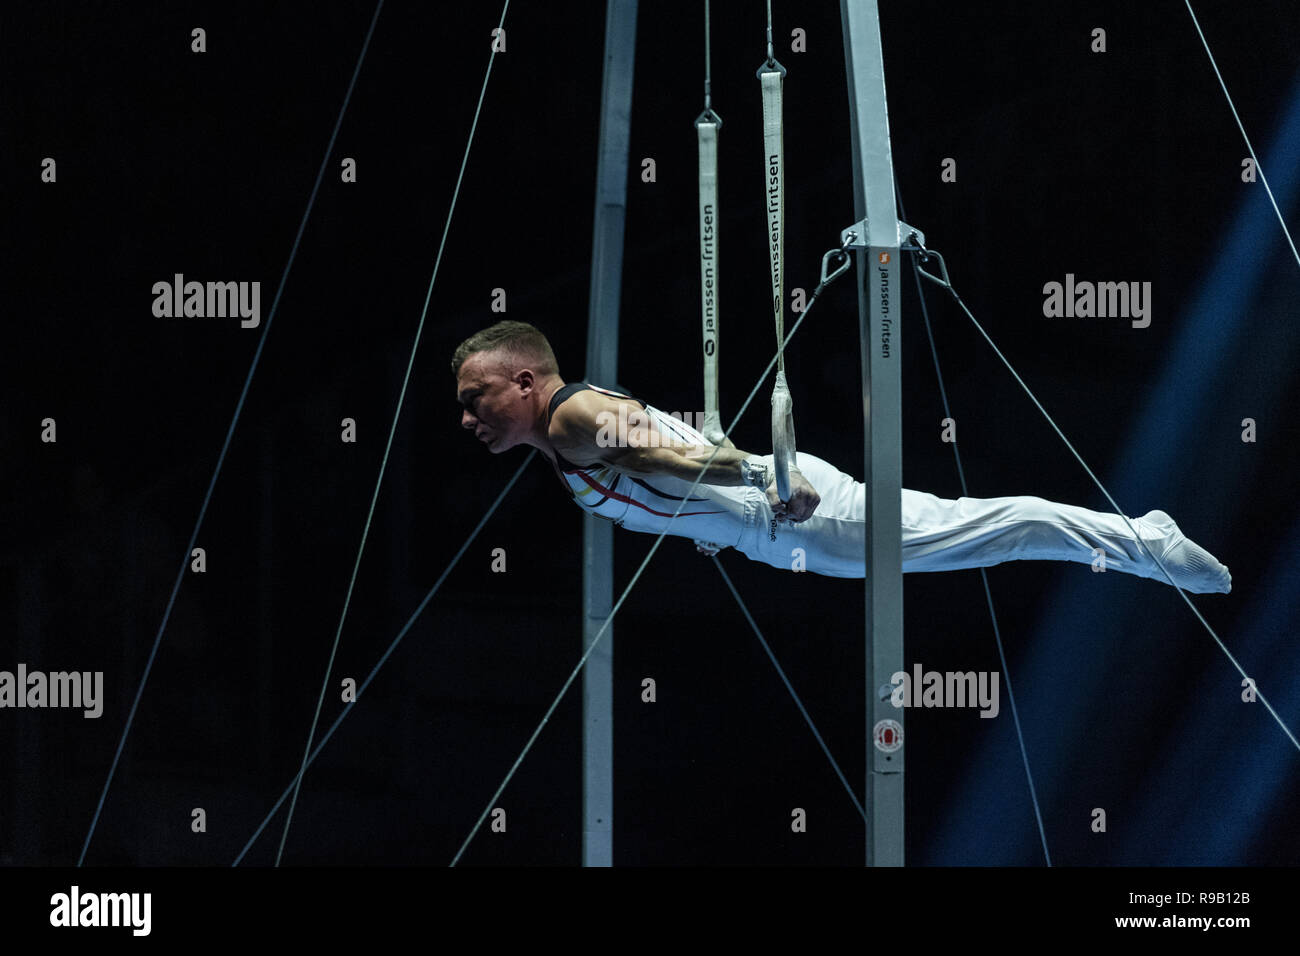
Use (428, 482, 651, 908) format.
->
(450, 320, 560, 379)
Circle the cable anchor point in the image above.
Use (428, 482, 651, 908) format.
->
(913, 247, 952, 290)
(839, 217, 926, 253)
(818, 246, 852, 290)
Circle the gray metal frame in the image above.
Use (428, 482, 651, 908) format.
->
(581, 0, 903, 868)
(582, 0, 638, 868)
(841, 0, 905, 866)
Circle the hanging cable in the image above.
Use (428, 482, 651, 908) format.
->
(765, 0, 775, 64)
(697, 0, 725, 445)
(757, 1, 795, 502)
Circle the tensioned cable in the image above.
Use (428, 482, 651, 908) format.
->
(704, 0, 712, 109)
(711, 556, 868, 824)
(913, 251, 1300, 755)
(232, 449, 535, 866)
(897, 185, 1051, 866)
(765, 0, 775, 64)
(1185, 0, 1300, 271)
(450, 248, 852, 865)
(274, 0, 512, 865)
(76, 0, 388, 867)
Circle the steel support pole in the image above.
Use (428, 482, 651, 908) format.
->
(841, 0, 904, 867)
(582, 0, 637, 867)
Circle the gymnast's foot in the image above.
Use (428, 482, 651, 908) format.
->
(1136, 510, 1232, 594)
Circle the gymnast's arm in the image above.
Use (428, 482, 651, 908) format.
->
(549, 392, 821, 519)
(549, 392, 755, 485)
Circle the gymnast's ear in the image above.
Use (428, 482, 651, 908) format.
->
(513, 367, 536, 394)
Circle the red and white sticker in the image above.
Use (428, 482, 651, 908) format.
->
(873, 718, 903, 753)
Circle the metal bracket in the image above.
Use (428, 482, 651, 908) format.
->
(840, 218, 926, 253)
(694, 108, 722, 130)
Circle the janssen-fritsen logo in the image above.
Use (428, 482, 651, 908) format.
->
(701, 201, 717, 357)
(890, 663, 1000, 718)
(877, 261, 892, 359)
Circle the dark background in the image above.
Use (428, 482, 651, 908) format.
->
(3, 0, 1298, 866)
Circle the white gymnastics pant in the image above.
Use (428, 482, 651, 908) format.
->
(674, 452, 1169, 581)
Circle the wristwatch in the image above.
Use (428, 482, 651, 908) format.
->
(740, 456, 772, 488)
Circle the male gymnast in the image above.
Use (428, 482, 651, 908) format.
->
(451, 320, 1231, 593)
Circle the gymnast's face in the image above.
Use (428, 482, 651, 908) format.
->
(457, 351, 526, 453)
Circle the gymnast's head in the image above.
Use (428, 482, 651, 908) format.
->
(451, 320, 564, 453)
